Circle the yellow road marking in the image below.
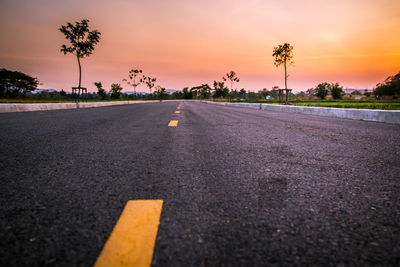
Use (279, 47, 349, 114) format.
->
(174, 111, 180, 114)
(168, 120, 178, 127)
(94, 200, 163, 267)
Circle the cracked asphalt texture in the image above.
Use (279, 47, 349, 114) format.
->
(0, 101, 399, 266)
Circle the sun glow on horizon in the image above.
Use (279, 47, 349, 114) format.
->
(0, 0, 399, 92)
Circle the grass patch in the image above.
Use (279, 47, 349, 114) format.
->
(214, 99, 400, 110)
(293, 102, 400, 110)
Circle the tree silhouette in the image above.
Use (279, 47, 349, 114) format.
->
(222, 71, 240, 92)
(200, 84, 211, 99)
(213, 81, 229, 98)
(330, 83, 344, 99)
(0, 68, 39, 97)
(110, 83, 123, 99)
(154, 85, 167, 100)
(374, 72, 400, 97)
(314, 82, 330, 99)
(190, 84, 211, 99)
(94, 82, 107, 99)
(59, 19, 101, 99)
(123, 69, 143, 99)
(182, 87, 193, 99)
(239, 88, 247, 98)
(142, 76, 157, 94)
(272, 43, 294, 104)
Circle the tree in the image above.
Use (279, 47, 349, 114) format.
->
(229, 89, 239, 99)
(190, 86, 201, 98)
(258, 88, 269, 98)
(171, 91, 183, 99)
(239, 88, 247, 98)
(182, 87, 193, 99)
(267, 86, 280, 99)
(60, 89, 67, 97)
(330, 83, 344, 99)
(247, 92, 257, 99)
(374, 72, 400, 97)
(272, 43, 294, 104)
(59, 19, 101, 96)
(200, 84, 211, 99)
(0, 68, 39, 97)
(190, 84, 211, 99)
(154, 86, 167, 100)
(142, 76, 156, 94)
(314, 82, 330, 99)
(110, 83, 123, 99)
(213, 81, 229, 98)
(123, 69, 143, 98)
(94, 82, 107, 99)
(222, 71, 240, 92)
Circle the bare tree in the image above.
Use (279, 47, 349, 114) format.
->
(222, 71, 240, 92)
(142, 76, 157, 94)
(123, 69, 143, 99)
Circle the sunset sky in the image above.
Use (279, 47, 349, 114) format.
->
(0, 0, 399, 92)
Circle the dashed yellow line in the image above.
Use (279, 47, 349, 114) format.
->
(174, 110, 180, 114)
(94, 200, 163, 267)
(168, 120, 178, 127)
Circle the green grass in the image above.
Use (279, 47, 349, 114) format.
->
(292, 102, 400, 110)
(219, 99, 400, 110)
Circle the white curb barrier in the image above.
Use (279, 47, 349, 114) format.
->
(201, 101, 400, 124)
(0, 100, 163, 113)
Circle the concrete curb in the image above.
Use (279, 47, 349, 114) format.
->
(0, 100, 163, 113)
(201, 101, 400, 124)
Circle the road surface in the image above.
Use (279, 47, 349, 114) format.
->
(1, 101, 399, 266)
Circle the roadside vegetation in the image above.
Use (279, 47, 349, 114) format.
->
(1, 67, 399, 109)
(293, 102, 400, 110)
(1, 19, 399, 109)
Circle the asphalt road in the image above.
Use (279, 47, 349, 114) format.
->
(1, 101, 399, 266)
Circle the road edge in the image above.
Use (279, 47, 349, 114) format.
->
(0, 100, 165, 113)
(201, 101, 400, 124)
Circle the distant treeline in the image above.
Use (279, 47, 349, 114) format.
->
(1, 68, 399, 101)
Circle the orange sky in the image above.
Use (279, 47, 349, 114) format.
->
(0, 0, 399, 92)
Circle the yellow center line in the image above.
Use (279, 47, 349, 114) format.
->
(94, 200, 163, 267)
(174, 111, 180, 114)
(168, 120, 178, 127)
